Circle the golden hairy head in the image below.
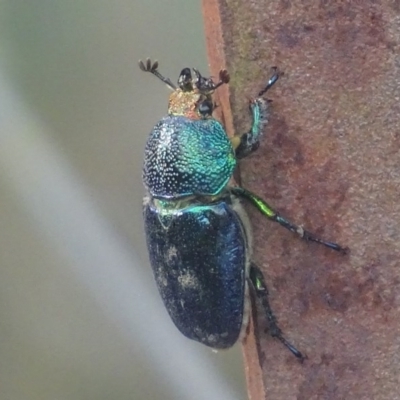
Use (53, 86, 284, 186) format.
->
(139, 59, 230, 120)
(168, 67, 229, 119)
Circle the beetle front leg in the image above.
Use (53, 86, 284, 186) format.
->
(249, 263, 305, 361)
(231, 187, 348, 254)
(231, 98, 271, 159)
(231, 68, 280, 159)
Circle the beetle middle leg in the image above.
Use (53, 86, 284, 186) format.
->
(231, 186, 348, 254)
(231, 68, 281, 159)
(249, 262, 305, 361)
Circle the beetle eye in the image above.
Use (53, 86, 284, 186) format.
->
(178, 68, 193, 91)
(198, 99, 214, 117)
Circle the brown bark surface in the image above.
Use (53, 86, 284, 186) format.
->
(202, 1, 400, 399)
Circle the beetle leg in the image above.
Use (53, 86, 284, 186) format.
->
(231, 186, 348, 254)
(233, 68, 280, 159)
(257, 66, 280, 97)
(233, 98, 270, 159)
(249, 263, 305, 361)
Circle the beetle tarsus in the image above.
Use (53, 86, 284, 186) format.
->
(277, 217, 348, 253)
(301, 229, 349, 254)
(277, 336, 306, 362)
(258, 67, 281, 97)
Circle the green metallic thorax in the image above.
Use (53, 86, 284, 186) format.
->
(143, 115, 236, 199)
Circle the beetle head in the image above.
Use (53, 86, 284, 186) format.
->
(168, 67, 224, 119)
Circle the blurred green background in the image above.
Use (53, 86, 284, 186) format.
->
(0, 1, 247, 399)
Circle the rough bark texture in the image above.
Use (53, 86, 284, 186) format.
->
(202, 1, 400, 399)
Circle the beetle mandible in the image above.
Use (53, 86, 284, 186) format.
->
(139, 58, 347, 361)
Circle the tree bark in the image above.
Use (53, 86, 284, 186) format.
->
(202, 1, 400, 399)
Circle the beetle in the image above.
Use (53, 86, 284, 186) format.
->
(139, 58, 347, 360)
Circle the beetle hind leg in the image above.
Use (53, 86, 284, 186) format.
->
(249, 263, 305, 362)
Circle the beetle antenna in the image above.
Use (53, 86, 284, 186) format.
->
(139, 58, 177, 90)
(212, 69, 230, 90)
(258, 67, 281, 97)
